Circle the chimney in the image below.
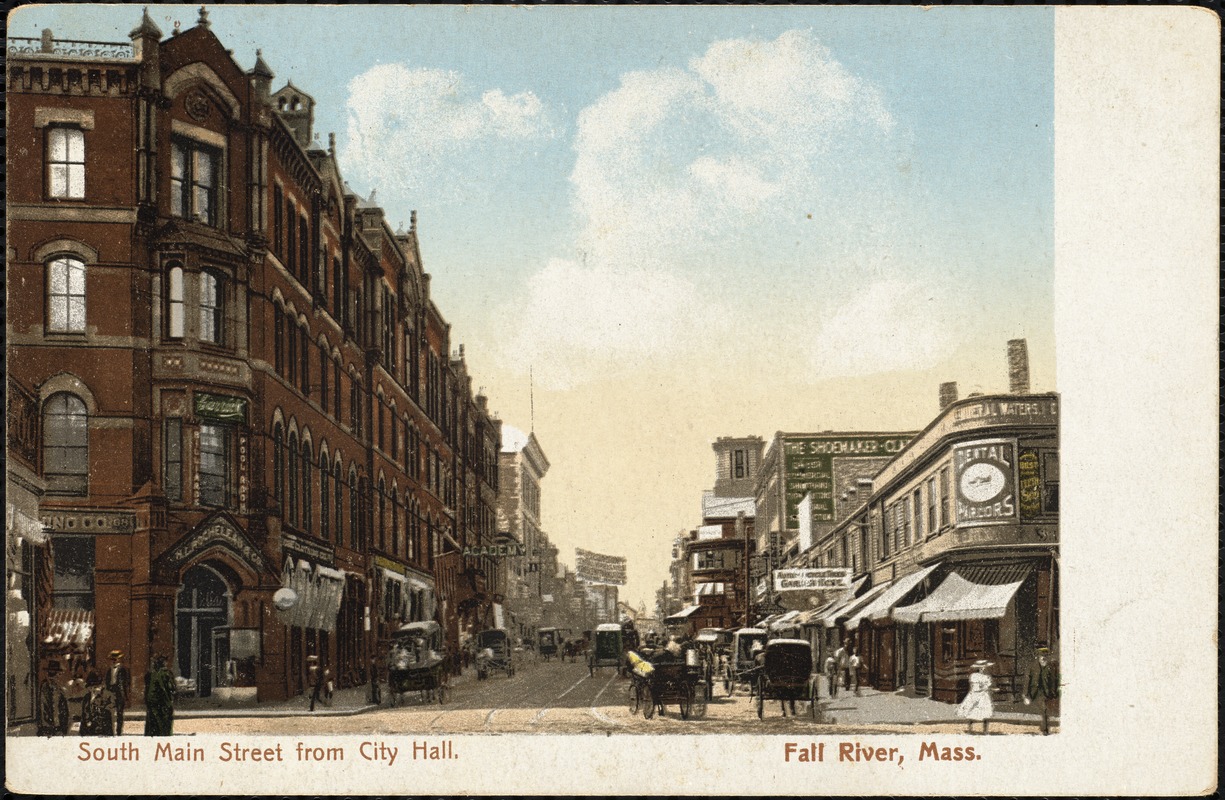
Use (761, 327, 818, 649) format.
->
(939, 381, 958, 411)
(1007, 339, 1030, 394)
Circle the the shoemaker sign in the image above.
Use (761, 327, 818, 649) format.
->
(954, 438, 1017, 526)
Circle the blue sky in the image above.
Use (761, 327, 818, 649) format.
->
(11, 6, 1055, 607)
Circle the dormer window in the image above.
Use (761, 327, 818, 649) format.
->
(171, 137, 220, 225)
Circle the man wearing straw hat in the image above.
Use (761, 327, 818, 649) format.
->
(104, 650, 132, 736)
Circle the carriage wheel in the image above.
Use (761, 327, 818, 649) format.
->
(725, 668, 736, 697)
(642, 685, 655, 719)
(810, 679, 819, 719)
(789, 698, 798, 716)
(756, 682, 765, 719)
(679, 687, 693, 720)
(628, 682, 641, 714)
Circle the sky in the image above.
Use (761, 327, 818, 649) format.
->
(11, 6, 1055, 610)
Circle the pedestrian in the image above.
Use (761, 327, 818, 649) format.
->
(80, 671, 115, 736)
(834, 638, 853, 690)
(37, 660, 70, 736)
(309, 658, 333, 712)
(143, 654, 176, 736)
(956, 659, 995, 734)
(104, 649, 131, 736)
(1024, 646, 1060, 735)
(849, 650, 865, 696)
(824, 654, 839, 698)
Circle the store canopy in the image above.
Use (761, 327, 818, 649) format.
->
(821, 582, 892, 629)
(796, 576, 867, 626)
(42, 608, 94, 651)
(769, 610, 802, 631)
(845, 562, 943, 631)
(893, 571, 1026, 624)
(666, 604, 701, 622)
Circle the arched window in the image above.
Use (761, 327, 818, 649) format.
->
(333, 461, 343, 545)
(43, 393, 88, 495)
(376, 393, 385, 451)
(358, 477, 370, 550)
(391, 488, 400, 557)
(287, 318, 298, 384)
(348, 468, 359, 549)
(319, 343, 329, 412)
(47, 256, 86, 333)
(199, 270, 224, 345)
(272, 422, 284, 511)
(377, 478, 387, 551)
(287, 432, 299, 525)
(390, 405, 398, 461)
(320, 450, 330, 541)
(299, 325, 310, 396)
(274, 306, 285, 374)
(301, 441, 313, 533)
(332, 359, 342, 419)
(167, 265, 185, 339)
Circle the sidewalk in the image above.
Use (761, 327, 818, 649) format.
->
(123, 662, 486, 721)
(814, 685, 1059, 731)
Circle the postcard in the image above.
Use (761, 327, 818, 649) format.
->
(4, 4, 1217, 795)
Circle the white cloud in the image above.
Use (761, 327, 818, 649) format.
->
(341, 63, 552, 194)
(810, 278, 959, 379)
(499, 258, 714, 390)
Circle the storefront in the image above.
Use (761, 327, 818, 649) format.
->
(845, 562, 942, 693)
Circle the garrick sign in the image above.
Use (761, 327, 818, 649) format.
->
(463, 543, 527, 558)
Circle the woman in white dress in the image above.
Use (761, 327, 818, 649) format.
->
(957, 660, 995, 734)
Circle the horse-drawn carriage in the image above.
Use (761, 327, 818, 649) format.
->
(626, 648, 707, 720)
(588, 623, 624, 676)
(537, 627, 560, 662)
(749, 638, 817, 718)
(723, 627, 768, 697)
(386, 621, 450, 705)
(694, 627, 733, 700)
(474, 628, 515, 680)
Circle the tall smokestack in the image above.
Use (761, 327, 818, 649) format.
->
(1007, 339, 1030, 394)
(939, 381, 959, 410)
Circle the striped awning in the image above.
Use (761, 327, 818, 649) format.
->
(42, 608, 94, 651)
(796, 576, 867, 626)
(845, 562, 942, 630)
(821, 582, 891, 629)
(893, 570, 1027, 623)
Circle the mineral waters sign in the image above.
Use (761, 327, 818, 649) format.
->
(773, 567, 852, 592)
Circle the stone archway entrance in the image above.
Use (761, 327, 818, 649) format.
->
(175, 563, 232, 697)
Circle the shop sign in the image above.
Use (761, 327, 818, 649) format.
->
(194, 392, 248, 422)
(951, 397, 1058, 428)
(284, 531, 334, 564)
(463, 543, 528, 558)
(954, 439, 1017, 527)
(782, 434, 913, 525)
(773, 567, 852, 592)
(40, 509, 135, 533)
(1017, 448, 1043, 520)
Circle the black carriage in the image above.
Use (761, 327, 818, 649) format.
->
(751, 638, 817, 719)
(386, 621, 450, 705)
(723, 627, 768, 697)
(537, 627, 560, 661)
(588, 623, 624, 676)
(474, 628, 515, 680)
(626, 649, 707, 720)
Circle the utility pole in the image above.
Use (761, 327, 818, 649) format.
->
(737, 510, 749, 626)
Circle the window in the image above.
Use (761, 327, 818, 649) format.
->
(332, 361, 342, 419)
(286, 201, 296, 276)
(320, 452, 330, 541)
(927, 476, 938, 534)
(199, 423, 231, 507)
(319, 344, 329, 412)
(939, 467, 951, 527)
(273, 185, 283, 258)
(47, 126, 85, 199)
(733, 449, 745, 479)
(348, 469, 359, 549)
(298, 217, 309, 286)
(299, 327, 310, 395)
(391, 492, 400, 556)
(43, 393, 89, 495)
(167, 266, 185, 338)
(377, 397, 385, 451)
(287, 321, 298, 385)
(171, 138, 220, 225)
(390, 410, 398, 461)
(693, 549, 727, 571)
(913, 488, 923, 540)
(301, 442, 313, 533)
(287, 432, 299, 523)
(199, 270, 224, 345)
(333, 463, 343, 544)
(47, 256, 86, 333)
(901, 497, 911, 547)
(1042, 452, 1060, 514)
(378, 479, 387, 551)
(274, 307, 285, 374)
(164, 418, 183, 502)
(51, 536, 94, 610)
(273, 423, 285, 510)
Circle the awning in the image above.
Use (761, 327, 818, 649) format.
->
(277, 557, 345, 632)
(822, 582, 891, 629)
(380, 567, 408, 584)
(846, 562, 942, 630)
(796, 576, 867, 626)
(695, 582, 725, 596)
(42, 608, 94, 651)
(893, 570, 1027, 623)
(7, 505, 49, 544)
(666, 604, 701, 622)
(770, 610, 801, 631)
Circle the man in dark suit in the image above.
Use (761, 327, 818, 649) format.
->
(104, 650, 132, 736)
(1024, 646, 1060, 735)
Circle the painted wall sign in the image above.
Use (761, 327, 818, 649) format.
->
(283, 531, 334, 564)
(773, 567, 853, 592)
(1017, 447, 1043, 519)
(782, 434, 913, 526)
(954, 438, 1017, 526)
(951, 397, 1058, 427)
(167, 515, 263, 570)
(40, 509, 135, 533)
(194, 391, 248, 422)
(463, 543, 528, 558)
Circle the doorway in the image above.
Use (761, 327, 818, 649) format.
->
(176, 564, 231, 697)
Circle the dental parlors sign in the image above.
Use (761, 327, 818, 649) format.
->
(773, 567, 852, 592)
(954, 439, 1017, 526)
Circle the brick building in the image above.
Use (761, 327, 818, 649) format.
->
(6, 10, 502, 704)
